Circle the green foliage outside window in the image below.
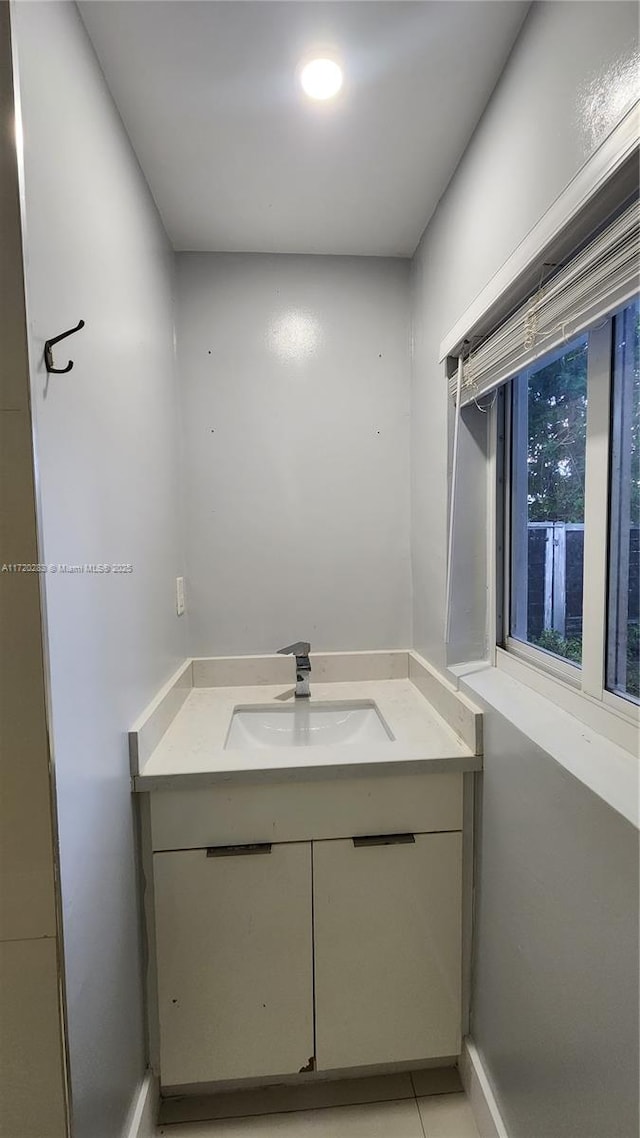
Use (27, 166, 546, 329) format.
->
(534, 628, 583, 664)
(526, 341, 588, 525)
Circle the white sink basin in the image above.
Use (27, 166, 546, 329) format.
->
(224, 701, 394, 750)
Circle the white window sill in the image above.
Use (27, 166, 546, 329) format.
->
(451, 660, 639, 830)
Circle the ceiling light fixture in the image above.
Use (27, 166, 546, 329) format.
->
(300, 58, 343, 101)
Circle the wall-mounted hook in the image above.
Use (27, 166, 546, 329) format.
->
(44, 319, 85, 373)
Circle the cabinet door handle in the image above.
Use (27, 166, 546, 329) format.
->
(352, 833, 415, 848)
(206, 843, 272, 857)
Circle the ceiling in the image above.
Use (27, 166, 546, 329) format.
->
(79, 1, 530, 257)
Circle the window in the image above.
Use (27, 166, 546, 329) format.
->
(504, 296, 640, 709)
(442, 185, 638, 730)
(607, 298, 640, 703)
(510, 336, 588, 667)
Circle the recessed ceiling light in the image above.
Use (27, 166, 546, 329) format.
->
(300, 58, 343, 101)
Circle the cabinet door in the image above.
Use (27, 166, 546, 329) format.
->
(313, 832, 462, 1070)
(154, 842, 313, 1086)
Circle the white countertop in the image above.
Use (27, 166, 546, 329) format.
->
(135, 679, 481, 790)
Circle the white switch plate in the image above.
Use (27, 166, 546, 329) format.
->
(176, 576, 185, 616)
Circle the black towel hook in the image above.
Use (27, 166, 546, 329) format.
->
(44, 319, 85, 373)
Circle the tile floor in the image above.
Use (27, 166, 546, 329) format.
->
(157, 1074, 481, 1138)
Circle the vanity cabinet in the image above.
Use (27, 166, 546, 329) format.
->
(313, 832, 462, 1070)
(153, 842, 314, 1085)
(146, 771, 467, 1089)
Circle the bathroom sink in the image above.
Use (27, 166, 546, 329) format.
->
(224, 701, 394, 750)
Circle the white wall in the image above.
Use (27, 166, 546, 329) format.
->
(11, 3, 186, 1135)
(176, 253, 411, 656)
(411, 0, 639, 668)
(463, 683, 639, 1138)
(409, 4, 639, 1135)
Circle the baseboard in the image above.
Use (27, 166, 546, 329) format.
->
(459, 1038, 509, 1138)
(122, 1071, 159, 1138)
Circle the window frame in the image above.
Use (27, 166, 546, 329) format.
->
(498, 305, 639, 731)
(607, 300, 640, 703)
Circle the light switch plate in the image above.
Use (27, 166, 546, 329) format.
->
(176, 576, 185, 616)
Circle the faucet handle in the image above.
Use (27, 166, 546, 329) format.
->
(277, 641, 311, 657)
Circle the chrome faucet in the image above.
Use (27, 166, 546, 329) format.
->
(277, 641, 311, 698)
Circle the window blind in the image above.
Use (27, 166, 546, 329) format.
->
(449, 199, 639, 406)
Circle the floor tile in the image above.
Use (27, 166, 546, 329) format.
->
(417, 1093, 480, 1138)
(159, 1097, 425, 1137)
(410, 1068, 462, 1098)
(159, 1073, 414, 1124)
